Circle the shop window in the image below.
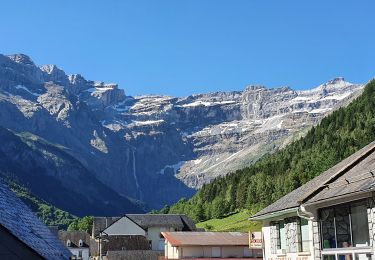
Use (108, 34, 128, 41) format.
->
(319, 200, 370, 250)
(298, 218, 310, 252)
(351, 203, 370, 246)
(275, 221, 286, 251)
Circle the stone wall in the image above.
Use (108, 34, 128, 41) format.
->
(285, 218, 299, 253)
(312, 221, 320, 260)
(367, 196, 375, 260)
(270, 224, 278, 254)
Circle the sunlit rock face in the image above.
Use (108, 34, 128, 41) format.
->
(0, 53, 364, 209)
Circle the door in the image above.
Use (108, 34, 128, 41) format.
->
(212, 247, 221, 257)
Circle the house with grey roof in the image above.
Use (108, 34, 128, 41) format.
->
(58, 230, 90, 260)
(91, 214, 196, 258)
(126, 214, 197, 251)
(250, 140, 375, 260)
(0, 177, 71, 260)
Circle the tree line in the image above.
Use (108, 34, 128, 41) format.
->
(164, 79, 375, 222)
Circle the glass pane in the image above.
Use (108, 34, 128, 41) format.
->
(355, 253, 371, 260)
(351, 204, 370, 246)
(321, 208, 336, 248)
(338, 254, 353, 260)
(301, 219, 309, 251)
(323, 255, 336, 260)
(335, 205, 351, 247)
(275, 223, 281, 249)
(280, 221, 286, 250)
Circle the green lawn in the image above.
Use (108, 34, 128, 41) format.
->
(196, 210, 261, 232)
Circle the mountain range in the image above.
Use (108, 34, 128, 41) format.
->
(0, 53, 364, 214)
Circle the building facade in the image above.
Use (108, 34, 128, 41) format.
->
(250, 141, 375, 260)
(162, 231, 261, 259)
(58, 230, 90, 260)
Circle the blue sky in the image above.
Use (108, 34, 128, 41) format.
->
(1, 0, 374, 96)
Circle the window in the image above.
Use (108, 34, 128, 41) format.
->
(66, 239, 71, 247)
(298, 218, 310, 252)
(335, 205, 351, 248)
(351, 203, 370, 246)
(78, 250, 82, 257)
(78, 239, 83, 247)
(275, 220, 286, 250)
(319, 200, 370, 249)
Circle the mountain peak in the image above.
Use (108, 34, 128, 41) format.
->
(7, 54, 35, 66)
(244, 85, 267, 92)
(326, 77, 346, 85)
(40, 64, 60, 74)
(313, 77, 353, 92)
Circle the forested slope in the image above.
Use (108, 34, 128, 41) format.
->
(167, 79, 375, 223)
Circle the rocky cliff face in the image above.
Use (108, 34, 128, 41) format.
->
(0, 53, 364, 210)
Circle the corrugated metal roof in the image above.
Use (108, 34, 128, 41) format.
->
(162, 232, 249, 246)
(0, 178, 71, 259)
(251, 140, 375, 219)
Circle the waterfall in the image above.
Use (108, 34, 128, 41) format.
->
(131, 149, 142, 200)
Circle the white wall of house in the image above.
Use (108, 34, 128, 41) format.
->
(147, 226, 176, 251)
(69, 247, 89, 260)
(222, 246, 249, 258)
(164, 243, 252, 259)
(263, 224, 272, 260)
(103, 217, 146, 236)
(262, 217, 315, 260)
(166, 241, 180, 259)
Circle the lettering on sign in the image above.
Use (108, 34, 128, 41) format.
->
(249, 231, 263, 249)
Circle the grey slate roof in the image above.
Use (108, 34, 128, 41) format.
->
(92, 217, 121, 237)
(58, 230, 90, 248)
(0, 178, 71, 259)
(251, 140, 375, 219)
(126, 214, 196, 231)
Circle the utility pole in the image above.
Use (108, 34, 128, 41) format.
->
(98, 231, 109, 260)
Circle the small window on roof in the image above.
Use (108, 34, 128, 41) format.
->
(79, 239, 83, 247)
(66, 239, 71, 247)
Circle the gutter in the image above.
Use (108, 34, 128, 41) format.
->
(248, 207, 298, 221)
(302, 189, 373, 207)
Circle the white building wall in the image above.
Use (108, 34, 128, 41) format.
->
(221, 246, 246, 258)
(104, 217, 146, 236)
(69, 248, 89, 260)
(263, 225, 272, 259)
(166, 242, 180, 259)
(148, 226, 176, 251)
(262, 219, 315, 260)
(181, 246, 205, 258)
(165, 245, 251, 259)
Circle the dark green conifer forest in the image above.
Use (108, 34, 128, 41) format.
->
(166, 79, 375, 222)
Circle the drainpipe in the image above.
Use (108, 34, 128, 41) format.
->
(297, 205, 315, 220)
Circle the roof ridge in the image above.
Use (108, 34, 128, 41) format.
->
(299, 141, 375, 204)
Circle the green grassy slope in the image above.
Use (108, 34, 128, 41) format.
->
(197, 210, 261, 232)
